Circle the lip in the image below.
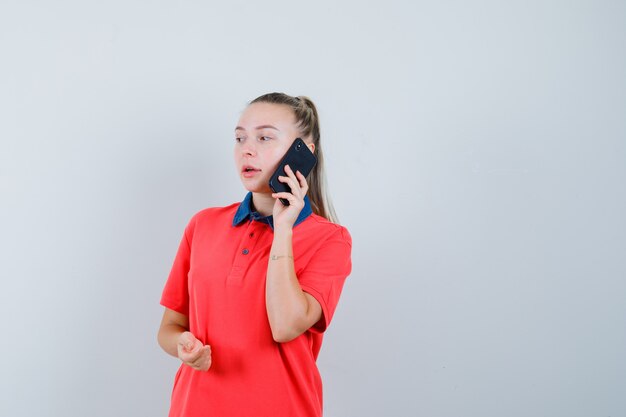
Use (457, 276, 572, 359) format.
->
(241, 164, 261, 178)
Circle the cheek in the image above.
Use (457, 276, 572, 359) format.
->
(265, 149, 286, 171)
(257, 144, 282, 164)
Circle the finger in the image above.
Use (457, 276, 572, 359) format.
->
(284, 164, 296, 176)
(193, 347, 211, 367)
(182, 349, 199, 362)
(197, 354, 212, 372)
(187, 353, 202, 365)
(271, 192, 297, 203)
(180, 350, 198, 363)
(191, 339, 204, 353)
(202, 346, 212, 369)
(295, 170, 309, 192)
(178, 332, 196, 350)
(193, 345, 211, 357)
(180, 352, 196, 363)
(286, 165, 309, 194)
(184, 340, 203, 360)
(272, 192, 304, 209)
(203, 356, 212, 371)
(203, 346, 212, 363)
(278, 170, 298, 186)
(283, 164, 299, 182)
(277, 175, 302, 198)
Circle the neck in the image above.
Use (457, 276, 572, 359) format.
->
(251, 192, 275, 217)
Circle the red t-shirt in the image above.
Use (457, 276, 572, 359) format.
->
(160, 198, 352, 417)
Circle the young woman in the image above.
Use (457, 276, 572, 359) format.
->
(157, 92, 353, 417)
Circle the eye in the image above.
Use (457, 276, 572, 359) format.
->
(235, 137, 244, 143)
(259, 136, 272, 141)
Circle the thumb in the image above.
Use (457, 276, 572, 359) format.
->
(178, 332, 196, 350)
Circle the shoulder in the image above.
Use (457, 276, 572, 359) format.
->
(191, 202, 240, 222)
(298, 213, 352, 247)
(294, 214, 352, 273)
(182, 201, 240, 235)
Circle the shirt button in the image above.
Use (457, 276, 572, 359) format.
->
(242, 248, 249, 255)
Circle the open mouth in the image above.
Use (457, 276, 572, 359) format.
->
(242, 165, 261, 177)
(242, 165, 261, 173)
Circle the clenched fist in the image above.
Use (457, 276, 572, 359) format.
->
(177, 331, 212, 372)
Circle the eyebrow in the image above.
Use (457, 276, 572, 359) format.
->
(235, 125, 280, 132)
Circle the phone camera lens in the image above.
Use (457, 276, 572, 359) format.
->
(296, 143, 302, 150)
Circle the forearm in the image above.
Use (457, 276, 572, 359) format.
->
(158, 323, 187, 358)
(265, 227, 310, 342)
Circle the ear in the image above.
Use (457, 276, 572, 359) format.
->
(307, 143, 315, 154)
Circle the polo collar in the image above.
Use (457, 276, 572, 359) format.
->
(232, 192, 312, 230)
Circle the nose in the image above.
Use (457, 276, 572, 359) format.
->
(240, 140, 256, 156)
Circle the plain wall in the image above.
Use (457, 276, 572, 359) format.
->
(1, 1, 625, 416)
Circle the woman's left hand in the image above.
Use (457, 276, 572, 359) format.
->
(272, 164, 308, 230)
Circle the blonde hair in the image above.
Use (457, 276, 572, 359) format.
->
(250, 92, 339, 224)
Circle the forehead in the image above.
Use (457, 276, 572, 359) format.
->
(237, 102, 297, 130)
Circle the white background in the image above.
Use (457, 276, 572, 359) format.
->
(1, 1, 625, 416)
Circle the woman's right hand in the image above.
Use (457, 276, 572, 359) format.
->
(177, 331, 212, 372)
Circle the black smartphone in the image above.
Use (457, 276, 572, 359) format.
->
(269, 138, 317, 206)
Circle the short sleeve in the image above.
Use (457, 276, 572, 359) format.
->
(299, 226, 352, 333)
(160, 220, 193, 316)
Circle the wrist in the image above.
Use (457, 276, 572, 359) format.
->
(273, 226, 293, 237)
(270, 254, 294, 261)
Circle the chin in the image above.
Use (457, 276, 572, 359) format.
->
(241, 178, 271, 194)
